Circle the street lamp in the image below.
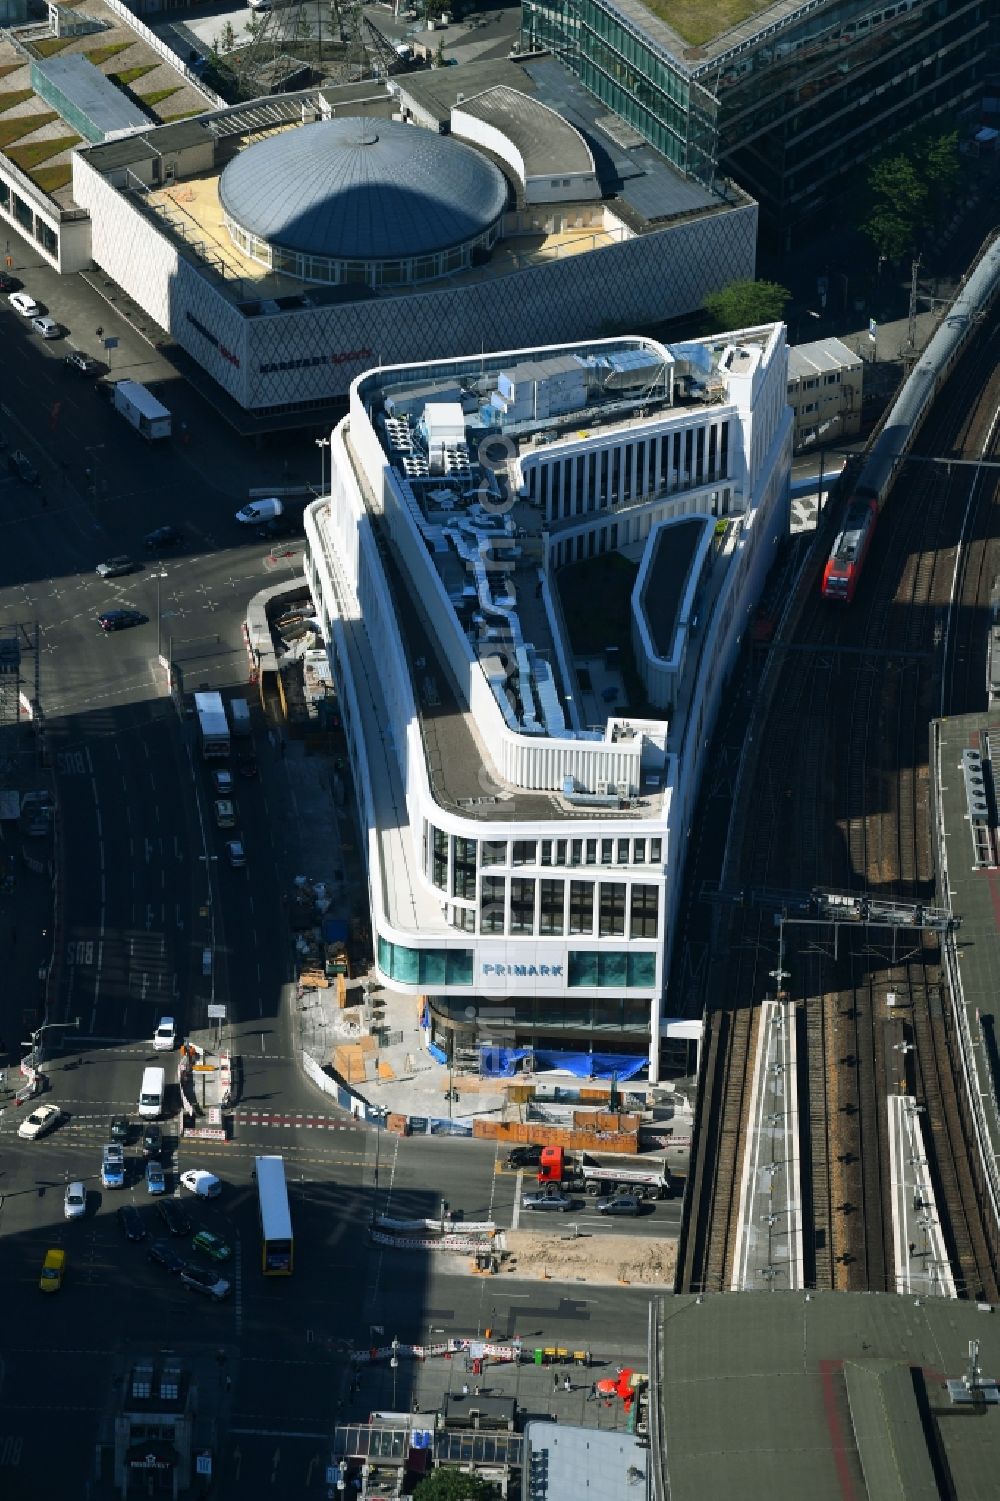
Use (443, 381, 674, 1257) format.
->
(22, 1016, 80, 1071)
(315, 435, 330, 497)
(152, 568, 168, 662)
(390, 1337, 399, 1408)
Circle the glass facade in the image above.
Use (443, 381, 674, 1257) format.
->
(378, 937, 473, 986)
(522, 0, 990, 238)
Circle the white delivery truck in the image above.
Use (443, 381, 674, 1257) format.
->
(138, 1065, 166, 1119)
(111, 380, 172, 440)
(194, 691, 231, 759)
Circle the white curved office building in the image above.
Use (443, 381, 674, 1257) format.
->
(304, 329, 791, 1080)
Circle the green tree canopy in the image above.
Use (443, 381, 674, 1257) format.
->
(860, 127, 959, 261)
(702, 278, 791, 332)
(412, 1468, 501, 1500)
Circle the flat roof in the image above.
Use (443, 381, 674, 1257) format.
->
(522, 1421, 648, 1501)
(641, 517, 707, 660)
(593, 0, 831, 72)
(32, 53, 150, 139)
(656, 1292, 1000, 1501)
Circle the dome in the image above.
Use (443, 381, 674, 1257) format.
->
(218, 117, 509, 267)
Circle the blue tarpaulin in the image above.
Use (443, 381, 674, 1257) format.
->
(479, 1047, 646, 1080)
(426, 1041, 448, 1066)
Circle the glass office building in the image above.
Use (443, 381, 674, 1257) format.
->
(523, 0, 993, 242)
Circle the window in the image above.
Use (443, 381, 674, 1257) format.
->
(555, 840, 568, 866)
(633, 837, 646, 864)
(539, 879, 564, 935)
(378, 937, 473, 986)
(481, 840, 507, 867)
(599, 883, 626, 937)
(630, 885, 659, 939)
(566, 952, 658, 988)
(569, 881, 594, 935)
(432, 827, 448, 890)
(824, 372, 841, 385)
(600, 839, 613, 865)
(585, 839, 597, 864)
(571, 839, 583, 866)
(510, 879, 536, 934)
(452, 837, 476, 900)
(617, 839, 630, 864)
(649, 838, 662, 864)
(512, 840, 537, 867)
(453, 906, 476, 933)
(541, 840, 553, 867)
(480, 876, 506, 933)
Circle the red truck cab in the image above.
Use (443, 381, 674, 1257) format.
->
(537, 1146, 564, 1184)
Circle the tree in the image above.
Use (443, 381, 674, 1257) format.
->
(861, 154, 927, 260)
(702, 277, 791, 332)
(412, 1469, 500, 1500)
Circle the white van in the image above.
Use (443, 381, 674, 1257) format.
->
(138, 1065, 165, 1119)
(235, 498, 283, 525)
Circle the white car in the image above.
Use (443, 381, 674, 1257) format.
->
(17, 1103, 63, 1140)
(64, 1181, 86, 1220)
(153, 1016, 177, 1050)
(31, 315, 61, 339)
(180, 1169, 221, 1199)
(8, 290, 40, 316)
(235, 498, 282, 524)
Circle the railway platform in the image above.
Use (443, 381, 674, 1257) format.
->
(887, 1093, 956, 1298)
(730, 999, 803, 1292)
(932, 713, 1000, 1267)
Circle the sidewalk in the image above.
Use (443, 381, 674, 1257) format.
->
(0, 714, 59, 1099)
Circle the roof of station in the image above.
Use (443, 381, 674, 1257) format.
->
(217, 115, 509, 261)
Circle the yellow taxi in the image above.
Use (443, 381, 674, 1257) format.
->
(39, 1247, 66, 1293)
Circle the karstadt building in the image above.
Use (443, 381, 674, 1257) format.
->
(302, 328, 791, 1079)
(70, 56, 757, 421)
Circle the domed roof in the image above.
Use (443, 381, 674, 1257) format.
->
(219, 118, 509, 262)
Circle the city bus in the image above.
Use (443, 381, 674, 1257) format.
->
(255, 1154, 293, 1275)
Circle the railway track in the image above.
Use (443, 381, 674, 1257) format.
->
(678, 301, 1000, 1299)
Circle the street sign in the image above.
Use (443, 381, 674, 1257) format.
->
(103, 336, 119, 350)
(196, 1453, 212, 1477)
(192, 1063, 215, 1072)
(207, 1003, 226, 1019)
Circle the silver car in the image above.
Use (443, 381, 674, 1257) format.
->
(521, 1189, 576, 1212)
(64, 1181, 86, 1220)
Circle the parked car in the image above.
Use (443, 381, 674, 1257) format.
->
(8, 450, 39, 484)
(31, 315, 61, 339)
(143, 525, 181, 550)
(98, 609, 147, 633)
(17, 1103, 63, 1140)
(145, 1159, 166, 1195)
(596, 1193, 643, 1217)
(118, 1204, 146, 1242)
(157, 1198, 191, 1236)
(521, 1189, 576, 1212)
(180, 1169, 221, 1199)
(63, 1181, 86, 1220)
(9, 290, 40, 316)
(148, 1238, 185, 1273)
(96, 555, 138, 579)
(64, 350, 99, 374)
(39, 1247, 66, 1293)
(191, 1230, 231, 1262)
(181, 1264, 231, 1300)
(0, 272, 21, 292)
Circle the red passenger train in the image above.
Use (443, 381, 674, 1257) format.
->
(821, 496, 878, 602)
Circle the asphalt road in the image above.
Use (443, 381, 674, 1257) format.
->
(0, 298, 658, 1495)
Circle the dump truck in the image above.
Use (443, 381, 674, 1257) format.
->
(536, 1145, 671, 1199)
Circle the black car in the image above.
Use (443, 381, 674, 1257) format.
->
(96, 555, 139, 579)
(110, 1114, 130, 1144)
(142, 1123, 163, 1159)
(8, 450, 39, 484)
(505, 1144, 542, 1169)
(64, 350, 99, 375)
(0, 272, 19, 292)
(143, 525, 181, 550)
(157, 1198, 192, 1236)
(238, 759, 258, 780)
(118, 1205, 146, 1242)
(180, 1264, 231, 1301)
(98, 609, 147, 633)
(148, 1238, 185, 1273)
